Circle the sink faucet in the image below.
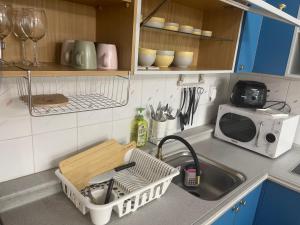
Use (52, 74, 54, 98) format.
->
(157, 135, 201, 186)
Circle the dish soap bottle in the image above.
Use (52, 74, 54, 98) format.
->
(131, 108, 148, 147)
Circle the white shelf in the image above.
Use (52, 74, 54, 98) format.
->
(135, 68, 233, 75)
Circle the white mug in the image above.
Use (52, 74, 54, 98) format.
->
(96, 43, 118, 70)
(60, 40, 75, 66)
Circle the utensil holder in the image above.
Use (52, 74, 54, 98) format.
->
(166, 119, 178, 135)
(149, 119, 167, 145)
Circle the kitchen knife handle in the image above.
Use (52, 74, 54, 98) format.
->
(115, 162, 136, 172)
(104, 179, 114, 204)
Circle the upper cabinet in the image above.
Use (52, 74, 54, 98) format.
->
(3, 0, 300, 77)
(1, 0, 137, 77)
(135, 0, 244, 75)
(134, 0, 300, 75)
(235, 0, 300, 76)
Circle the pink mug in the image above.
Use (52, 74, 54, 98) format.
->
(96, 43, 118, 70)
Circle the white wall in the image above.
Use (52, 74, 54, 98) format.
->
(229, 73, 300, 145)
(0, 74, 230, 183)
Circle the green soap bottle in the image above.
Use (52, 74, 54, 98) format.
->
(131, 108, 148, 147)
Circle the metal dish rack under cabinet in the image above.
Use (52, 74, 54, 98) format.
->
(16, 71, 130, 117)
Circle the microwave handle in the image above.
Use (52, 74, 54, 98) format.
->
(255, 122, 263, 147)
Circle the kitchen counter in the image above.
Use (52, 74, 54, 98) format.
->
(1, 126, 300, 225)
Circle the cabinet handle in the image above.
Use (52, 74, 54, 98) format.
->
(239, 64, 244, 70)
(239, 199, 247, 206)
(278, 3, 287, 11)
(232, 206, 240, 213)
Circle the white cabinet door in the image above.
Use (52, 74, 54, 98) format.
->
(220, 0, 300, 27)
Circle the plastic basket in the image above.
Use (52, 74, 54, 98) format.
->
(55, 149, 179, 225)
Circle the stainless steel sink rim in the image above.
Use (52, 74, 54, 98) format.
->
(163, 150, 246, 201)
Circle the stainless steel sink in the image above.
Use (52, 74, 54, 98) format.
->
(164, 151, 246, 201)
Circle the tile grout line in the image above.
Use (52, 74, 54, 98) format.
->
(29, 113, 36, 173)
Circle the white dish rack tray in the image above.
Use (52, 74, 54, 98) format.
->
(55, 149, 179, 225)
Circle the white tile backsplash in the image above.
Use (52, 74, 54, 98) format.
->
(77, 109, 113, 127)
(141, 75, 167, 108)
(113, 76, 142, 120)
(78, 122, 112, 150)
(112, 118, 133, 144)
(33, 128, 77, 172)
(31, 113, 77, 135)
(0, 79, 31, 141)
(0, 74, 231, 182)
(0, 136, 34, 182)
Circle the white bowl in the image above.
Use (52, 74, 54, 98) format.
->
(174, 51, 194, 68)
(179, 25, 194, 34)
(138, 48, 156, 67)
(202, 30, 213, 37)
(145, 17, 165, 28)
(149, 17, 165, 23)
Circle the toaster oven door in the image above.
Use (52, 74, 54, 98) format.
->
(219, 113, 257, 142)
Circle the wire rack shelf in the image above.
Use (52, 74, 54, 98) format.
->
(16, 72, 130, 117)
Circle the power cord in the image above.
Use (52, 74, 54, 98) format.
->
(263, 101, 291, 113)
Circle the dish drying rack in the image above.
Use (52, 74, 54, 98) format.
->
(16, 71, 130, 117)
(55, 149, 179, 225)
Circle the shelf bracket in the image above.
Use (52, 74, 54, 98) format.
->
(177, 74, 204, 88)
(140, 0, 169, 26)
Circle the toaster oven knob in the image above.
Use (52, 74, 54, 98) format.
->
(266, 133, 276, 143)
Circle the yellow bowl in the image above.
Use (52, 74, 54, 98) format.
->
(193, 28, 202, 35)
(149, 17, 165, 23)
(155, 55, 174, 68)
(179, 25, 194, 33)
(202, 30, 213, 37)
(164, 22, 179, 31)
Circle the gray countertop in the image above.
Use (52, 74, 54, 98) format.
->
(2, 126, 300, 225)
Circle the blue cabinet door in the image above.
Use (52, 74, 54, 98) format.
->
(235, 13, 263, 73)
(212, 184, 262, 225)
(236, 0, 299, 76)
(234, 184, 262, 225)
(212, 207, 235, 225)
(254, 180, 300, 225)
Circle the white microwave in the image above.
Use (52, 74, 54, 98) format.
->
(214, 104, 299, 158)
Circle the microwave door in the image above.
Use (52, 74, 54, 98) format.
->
(219, 113, 257, 142)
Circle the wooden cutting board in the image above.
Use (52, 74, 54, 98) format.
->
(20, 94, 69, 107)
(59, 139, 136, 190)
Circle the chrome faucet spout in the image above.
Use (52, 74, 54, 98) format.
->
(157, 135, 201, 185)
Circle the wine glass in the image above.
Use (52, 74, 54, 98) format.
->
(21, 8, 47, 67)
(0, 3, 12, 65)
(12, 8, 30, 66)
